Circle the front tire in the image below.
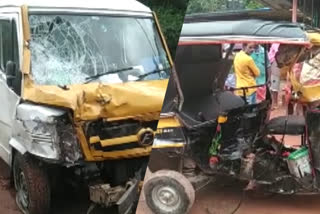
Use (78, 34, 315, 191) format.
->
(13, 153, 51, 214)
(144, 170, 195, 214)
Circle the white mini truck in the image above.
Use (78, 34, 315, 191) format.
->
(0, 1, 173, 214)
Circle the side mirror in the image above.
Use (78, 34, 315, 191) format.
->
(5, 61, 17, 86)
(6, 61, 17, 79)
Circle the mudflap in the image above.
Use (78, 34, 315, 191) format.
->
(88, 179, 139, 214)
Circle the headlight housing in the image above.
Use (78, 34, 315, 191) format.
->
(14, 103, 83, 163)
(22, 119, 60, 160)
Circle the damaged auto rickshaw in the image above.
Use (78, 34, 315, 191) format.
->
(143, 18, 320, 214)
(0, 1, 173, 214)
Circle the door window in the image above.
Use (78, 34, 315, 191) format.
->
(0, 19, 19, 72)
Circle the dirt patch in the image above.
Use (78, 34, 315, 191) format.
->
(0, 160, 20, 214)
(0, 159, 116, 214)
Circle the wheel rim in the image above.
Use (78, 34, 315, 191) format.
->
(14, 165, 29, 213)
(151, 185, 181, 212)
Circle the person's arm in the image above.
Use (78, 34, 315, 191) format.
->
(266, 55, 271, 83)
(248, 58, 260, 77)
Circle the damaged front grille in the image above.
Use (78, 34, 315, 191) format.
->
(84, 119, 158, 152)
(87, 120, 141, 139)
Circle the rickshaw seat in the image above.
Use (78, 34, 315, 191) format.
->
(266, 115, 305, 135)
(179, 91, 245, 128)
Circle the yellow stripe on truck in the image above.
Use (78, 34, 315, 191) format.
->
(157, 117, 181, 128)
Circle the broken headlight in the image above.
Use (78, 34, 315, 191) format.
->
(15, 103, 82, 163)
(22, 119, 61, 160)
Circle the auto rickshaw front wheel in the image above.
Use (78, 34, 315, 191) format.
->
(13, 153, 51, 214)
(144, 170, 195, 214)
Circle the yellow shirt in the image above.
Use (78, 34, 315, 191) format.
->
(234, 51, 260, 96)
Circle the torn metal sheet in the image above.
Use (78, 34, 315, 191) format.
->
(89, 179, 138, 214)
(12, 118, 60, 160)
(219, 135, 252, 161)
(11, 103, 83, 162)
(89, 184, 126, 207)
(16, 103, 65, 122)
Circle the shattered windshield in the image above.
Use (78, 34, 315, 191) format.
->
(29, 14, 170, 85)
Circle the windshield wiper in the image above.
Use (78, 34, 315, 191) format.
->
(137, 67, 170, 80)
(57, 84, 69, 90)
(84, 66, 135, 83)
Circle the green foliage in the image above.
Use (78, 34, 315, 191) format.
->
(138, 0, 264, 56)
(139, 0, 188, 57)
(244, 0, 264, 9)
(187, 0, 264, 14)
(187, 0, 225, 14)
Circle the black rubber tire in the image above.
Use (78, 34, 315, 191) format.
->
(13, 153, 51, 214)
(144, 170, 195, 214)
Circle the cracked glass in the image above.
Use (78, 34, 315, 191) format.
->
(29, 14, 170, 86)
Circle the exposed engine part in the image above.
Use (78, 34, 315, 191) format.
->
(89, 183, 126, 207)
(65, 158, 147, 189)
(88, 179, 139, 214)
(219, 134, 253, 161)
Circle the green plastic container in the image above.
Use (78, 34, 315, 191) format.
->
(288, 147, 309, 160)
(287, 147, 311, 178)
